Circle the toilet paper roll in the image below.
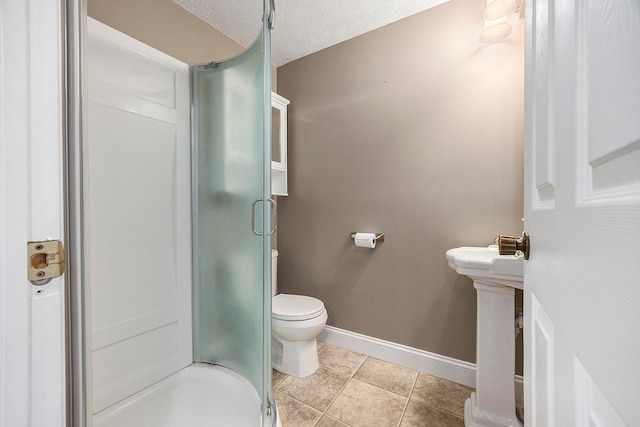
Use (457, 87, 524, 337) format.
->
(354, 232, 376, 249)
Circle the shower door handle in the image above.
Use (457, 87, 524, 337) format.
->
(251, 199, 261, 236)
(251, 198, 277, 236)
(267, 198, 277, 236)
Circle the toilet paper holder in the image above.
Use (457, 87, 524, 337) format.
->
(350, 232, 384, 243)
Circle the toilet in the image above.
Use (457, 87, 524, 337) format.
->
(271, 249, 327, 378)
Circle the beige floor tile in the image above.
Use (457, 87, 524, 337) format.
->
(326, 379, 407, 427)
(315, 415, 351, 427)
(275, 367, 349, 412)
(354, 357, 418, 397)
(411, 373, 473, 417)
(273, 368, 288, 387)
(400, 400, 464, 427)
(318, 344, 367, 376)
(275, 343, 479, 426)
(274, 391, 322, 427)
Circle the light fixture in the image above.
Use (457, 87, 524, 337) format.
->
(483, 0, 510, 20)
(479, 0, 514, 44)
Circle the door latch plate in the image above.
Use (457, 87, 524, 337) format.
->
(27, 240, 65, 285)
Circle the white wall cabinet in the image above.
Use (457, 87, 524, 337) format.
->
(272, 92, 289, 196)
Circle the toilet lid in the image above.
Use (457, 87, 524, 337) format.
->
(272, 294, 325, 321)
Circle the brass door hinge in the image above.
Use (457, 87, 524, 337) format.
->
(27, 240, 65, 285)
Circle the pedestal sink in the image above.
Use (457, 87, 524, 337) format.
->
(446, 245, 523, 427)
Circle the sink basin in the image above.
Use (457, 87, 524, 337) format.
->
(446, 245, 523, 289)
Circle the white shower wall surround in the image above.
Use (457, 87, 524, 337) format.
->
(87, 18, 193, 414)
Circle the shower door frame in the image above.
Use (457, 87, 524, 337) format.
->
(66, 0, 91, 423)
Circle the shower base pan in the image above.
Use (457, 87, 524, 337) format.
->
(94, 363, 262, 427)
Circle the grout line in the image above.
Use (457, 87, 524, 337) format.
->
(276, 389, 324, 421)
(272, 373, 287, 389)
(352, 355, 368, 377)
(397, 372, 420, 427)
(337, 377, 412, 427)
(318, 373, 355, 425)
(314, 349, 369, 426)
(317, 345, 368, 378)
(410, 399, 466, 421)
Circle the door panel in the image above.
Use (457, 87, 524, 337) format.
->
(191, 33, 271, 407)
(580, 1, 640, 198)
(87, 18, 192, 413)
(525, 1, 640, 425)
(529, 295, 553, 426)
(532, 0, 556, 206)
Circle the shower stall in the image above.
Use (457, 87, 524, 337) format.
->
(68, 1, 276, 426)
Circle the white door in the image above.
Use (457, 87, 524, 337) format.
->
(524, 1, 640, 425)
(0, 0, 66, 426)
(86, 19, 192, 414)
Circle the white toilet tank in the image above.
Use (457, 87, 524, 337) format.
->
(272, 249, 278, 296)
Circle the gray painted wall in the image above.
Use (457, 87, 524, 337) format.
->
(276, 0, 524, 364)
(88, 0, 278, 89)
(88, 0, 243, 65)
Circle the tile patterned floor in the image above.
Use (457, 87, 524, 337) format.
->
(273, 342, 474, 427)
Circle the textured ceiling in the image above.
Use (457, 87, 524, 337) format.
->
(174, 0, 450, 67)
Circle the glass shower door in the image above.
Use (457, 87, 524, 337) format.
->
(192, 2, 274, 424)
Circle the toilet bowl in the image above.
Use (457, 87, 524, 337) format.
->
(271, 250, 327, 378)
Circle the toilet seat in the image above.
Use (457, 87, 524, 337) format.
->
(272, 294, 325, 321)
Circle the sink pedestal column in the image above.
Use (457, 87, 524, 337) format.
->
(465, 280, 522, 427)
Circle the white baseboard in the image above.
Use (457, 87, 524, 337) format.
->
(318, 325, 524, 401)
